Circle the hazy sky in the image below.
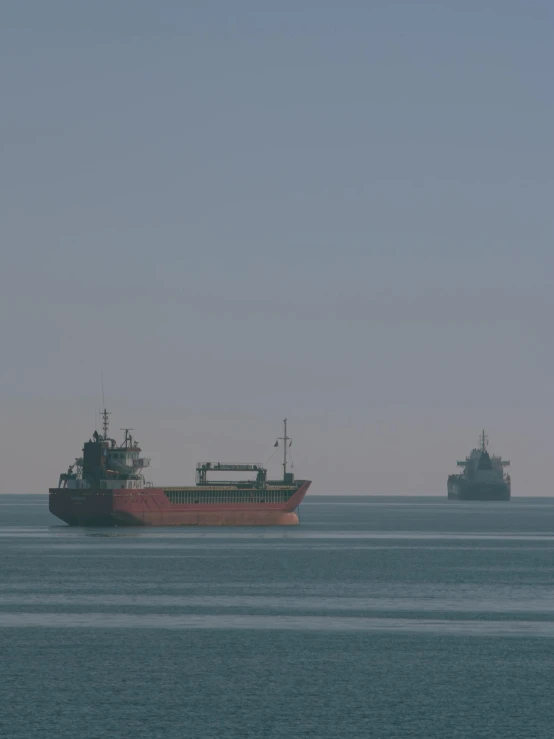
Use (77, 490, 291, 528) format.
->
(1, 1, 553, 494)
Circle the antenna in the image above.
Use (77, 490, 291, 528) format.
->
(480, 430, 488, 451)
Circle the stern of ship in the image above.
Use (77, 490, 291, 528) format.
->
(49, 488, 118, 526)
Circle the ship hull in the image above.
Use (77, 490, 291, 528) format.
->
(49, 482, 311, 527)
(447, 480, 510, 501)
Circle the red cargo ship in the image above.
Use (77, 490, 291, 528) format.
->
(49, 412, 310, 526)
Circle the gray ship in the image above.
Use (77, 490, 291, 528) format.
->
(447, 431, 511, 501)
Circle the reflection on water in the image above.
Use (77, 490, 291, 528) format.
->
(3, 612, 554, 636)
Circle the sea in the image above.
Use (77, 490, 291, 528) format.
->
(2, 495, 554, 738)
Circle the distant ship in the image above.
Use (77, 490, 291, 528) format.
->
(49, 413, 310, 526)
(447, 431, 510, 501)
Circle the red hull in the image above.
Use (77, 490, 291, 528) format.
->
(49, 482, 311, 527)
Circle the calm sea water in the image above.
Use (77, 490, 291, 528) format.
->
(2, 495, 554, 738)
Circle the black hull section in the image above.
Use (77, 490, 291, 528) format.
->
(448, 483, 510, 501)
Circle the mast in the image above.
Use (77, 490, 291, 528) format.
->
(121, 429, 134, 448)
(480, 430, 488, 451)
(102, 409, 111, 440)
(278, 418, 291, 480)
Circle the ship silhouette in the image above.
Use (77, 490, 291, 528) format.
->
(447, 431, 510, 501)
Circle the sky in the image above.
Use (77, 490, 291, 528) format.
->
(1, 0, 553, 495)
